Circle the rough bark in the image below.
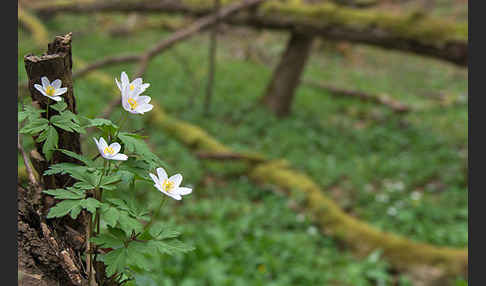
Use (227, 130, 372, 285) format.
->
(261, 32, 314, 117)
(29, 0, 467, 66)
(24, 32, 81, 189)
(19, 33, 89, 286)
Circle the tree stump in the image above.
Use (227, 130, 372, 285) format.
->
(19, 33, 88, 286)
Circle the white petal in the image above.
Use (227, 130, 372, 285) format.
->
(51, 79, 62, 89)
(109, 142, 121, 154)
(169, 174, 182, 188)
(34, 84, 45, 93)
(54, 87, 67, 96)
(149, 173, 160, 186)
(141, 83, 150, 92)
(131, 78, 143, 87)
(111, 153, 128, 161)
(51, 96, 63, 102)
(177, 187, 192, 196)
(172, 194, 182, 200)
(156, 167, 168, 181)
(121, 72, 129, 88)
(115, 77, 122, 91)
(136, 103, 153, 114)
(41, 76, 50, 89)
(99, 137, 108, 149)
(138, 96, 151, 104)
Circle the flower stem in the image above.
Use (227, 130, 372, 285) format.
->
(114, 112, 128, 139)
(144, 195, 168, 231)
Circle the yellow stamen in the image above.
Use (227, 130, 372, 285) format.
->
(127, 98, 138, 110)
(162, 179, 175, 192)
(45, 85, 55, 96)
(104, 146, 115, 155)
(129, 84, 135, 91)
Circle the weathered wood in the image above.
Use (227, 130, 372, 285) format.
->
(262, 32, 314, 117)
(29, 0, 467, 66)
(20, 33, 89, 286)
(24, 32, 81, 189)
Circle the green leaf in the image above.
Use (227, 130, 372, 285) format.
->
(102, 247, 129, 277)
(149, 224, 181, 240)
(90, 229, 125, 249)
(57, 149, 95, 167)
(44, 163, 100, 188)
(19, 117, 49, 135)
(99, 174, 122, 190)
(50, 101, 67, 112)
(46, 199, 83, 219)
(43, 188, 85, 200)
(80, 198, 102, 214)
(50, 111, 85, 134)
(81, 117, 118, 135)
(148, 239, 195, 256)
(118, 132, 165, 169)
(18, 105, 42, 124)
(118, 211, 143, 235)
(46, 198, 101, 219)
(101, 204, 121, 228)
(42, 126, 58, 161)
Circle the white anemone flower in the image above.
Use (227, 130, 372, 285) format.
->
(121, 84, 154, 114)
(34, 76, 67, 101)
(115, 71, 153, 114)
(115, 71, 150, 97)
(149, 167, 192, 200)
(93, 137, 128, 161)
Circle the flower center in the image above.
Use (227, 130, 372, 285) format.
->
(127, 98, 138, 110)
(46, 85, 55, 96)
(103, 146, 115, 155)
(162, 179, 175, 192)
(129, 84, 135, 91)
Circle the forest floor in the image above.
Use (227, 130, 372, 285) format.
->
(18, 2, 467, 285)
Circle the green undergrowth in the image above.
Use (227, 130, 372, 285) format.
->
(18, 10, 467, 284)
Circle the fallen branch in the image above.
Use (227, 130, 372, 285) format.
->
(29, 0, 467, 66)
(196, 151, 266, 163)
(303, 79, 412, 113)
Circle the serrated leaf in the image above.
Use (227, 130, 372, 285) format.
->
(99, 174, 122, 190)
(50, 101, 67, 112)
(45, 163, 100, 188)
(42, 126, 58, 160)
(81, 117, 118, 136)
(102, 205, 121, 228)
(57, 149, 95, 167)
(101, 247, 129, 277)
(118, 132, 165, 169)
(91, 229, 125, 249)
(80, 198, 102, 214)
(149, 225, 181, 240)
(50, 111, 85, 134)
(43, 188, 85, 200)
(18, 105, 42, 124)
(19, 117, 49, 135)
(46, 199, 83, 219)
(126, 242, 153, 271)
(148, 239, 195, 256)
(118, 211, 143, 235)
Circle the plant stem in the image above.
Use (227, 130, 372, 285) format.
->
(144, 195, 168, 231)
(114, 111, 128, 139)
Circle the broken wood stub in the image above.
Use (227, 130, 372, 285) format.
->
(261, 32, 314, 117)
(24, 32, 81, 189)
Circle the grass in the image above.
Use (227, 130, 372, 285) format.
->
(18, 8, 467, 285)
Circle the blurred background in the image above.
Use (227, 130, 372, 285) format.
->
(18, 0, 467, 285)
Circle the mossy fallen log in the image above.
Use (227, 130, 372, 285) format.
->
(143, 103, 467, 277)
(30, 0, 467, 66)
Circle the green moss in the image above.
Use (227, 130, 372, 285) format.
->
(259, 1, 467, 44)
